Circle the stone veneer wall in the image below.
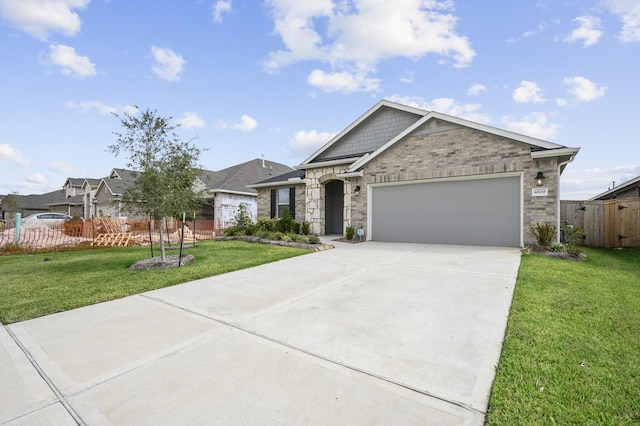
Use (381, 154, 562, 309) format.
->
(304, 165, 351, 235)
(358, 123, 561, 246)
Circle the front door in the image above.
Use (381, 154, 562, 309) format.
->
(325, 180, 344, 234)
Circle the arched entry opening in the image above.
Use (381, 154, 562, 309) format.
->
(325, 180, 344, 234)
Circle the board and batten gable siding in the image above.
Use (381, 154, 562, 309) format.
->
(356, 121, 561, 246)
(314, 106, 423, 161)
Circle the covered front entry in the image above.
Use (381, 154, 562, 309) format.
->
(370, 175, 522, 247)
(325, 180, 344, 234)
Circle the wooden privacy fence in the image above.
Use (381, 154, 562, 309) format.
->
(560, 198, 640, 248)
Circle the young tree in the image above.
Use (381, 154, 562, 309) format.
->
(108, 108, 206, 261)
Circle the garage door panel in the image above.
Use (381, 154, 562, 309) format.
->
(371, 177, 520, 247)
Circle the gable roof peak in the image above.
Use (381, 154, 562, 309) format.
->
(299, 99, 428, 167)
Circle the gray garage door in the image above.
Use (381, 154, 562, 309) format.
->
(371, 176, 521, 247)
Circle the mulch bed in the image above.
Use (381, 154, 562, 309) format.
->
(523, 245, 587, 262)
(128, 254, 196, 270)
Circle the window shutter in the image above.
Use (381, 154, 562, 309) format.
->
(289, 187, 296, 219)
(270, 189, 276, 219)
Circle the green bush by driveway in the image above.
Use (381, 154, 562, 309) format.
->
(0, 241, 309, 324)
(486, 247, 640, 425)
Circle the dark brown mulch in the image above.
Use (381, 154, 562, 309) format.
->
(128, 254, 196, 270)
(217, 236, 334, 252)
(332, 237, 364, 244)
(523, 245, 586, 262)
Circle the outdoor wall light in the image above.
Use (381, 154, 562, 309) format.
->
(535, 171, 546, 186)
(354, 185, 361, 194)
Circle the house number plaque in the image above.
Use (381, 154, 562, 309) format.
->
(532, 187, 549, 197)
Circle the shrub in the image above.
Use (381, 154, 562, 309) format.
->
(277, 208, 295, 233)
(224, 226, 241, 236)
(301, 221, 311, 235)
(549, 242, 567, 253)
(291, 234, 307, 243)
(529, 222, 556, 249)
(292, 221, 301, 234)
(562, 225, 585, 254)
(256, 217, 279, 232)
(234, 203, 253, 229)
(345, 226, 355, 240)
(307, 235, 321, 244)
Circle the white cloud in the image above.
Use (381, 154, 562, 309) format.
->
(212, 0, 231, 23)
(49, 160, 73, 173)
(289, 130, 338, 154)
(563, 76, 607, 102)
(150, 45, 186, 82)
(467, 82, 487, 96)
(47, 43, 96, 78)
(502, 112, 560, 140)
(399, 71, 414, 84)
(65, 100, 138, 115)
(232, 115, 258, 132)
(264, 0, 475, 93)
(176, 112, 205, 129)
(26, 172, 47, 184)
(522, 23, 547, 38)
(564, 16, 603, 47)
(0, 0, 89, 40)
(0, 144, 30, 166)
(512, 80, 545, 104)
(307, 69, 380, 93)
(601, 0, 640, 42)
(218, 115, 258, 132)
(387, 94, 491, 124)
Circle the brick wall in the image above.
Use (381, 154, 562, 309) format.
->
(357, 124, 561, 246)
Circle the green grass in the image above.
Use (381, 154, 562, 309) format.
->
(0, 240, 309, 324)
(486, 247, 640, 425)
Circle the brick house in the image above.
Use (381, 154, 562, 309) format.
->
(249, 100, 580, 247)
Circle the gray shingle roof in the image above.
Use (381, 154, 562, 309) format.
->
(203, 158, 294, 193)
(254, 169, 305, 185)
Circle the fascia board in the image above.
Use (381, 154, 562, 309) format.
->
(531, 147, 580, 159)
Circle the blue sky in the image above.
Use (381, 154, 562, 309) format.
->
(0, 0, 638, 200)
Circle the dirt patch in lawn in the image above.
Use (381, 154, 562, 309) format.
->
(129, 254, 196, 270)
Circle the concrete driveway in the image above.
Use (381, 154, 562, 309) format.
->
(1, 241, 521, 425)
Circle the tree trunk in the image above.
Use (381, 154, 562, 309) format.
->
(158, 218, 166, 261)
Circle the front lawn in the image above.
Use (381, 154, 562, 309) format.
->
(486, 247, 640, 424)
(0, 240, 309, 324)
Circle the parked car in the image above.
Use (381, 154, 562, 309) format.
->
(21, 213, 72, 228)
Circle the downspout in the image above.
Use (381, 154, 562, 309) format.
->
(557, 155, 577, 242)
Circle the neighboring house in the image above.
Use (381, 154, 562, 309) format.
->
(589, 175, 640, 201)
(93, 168, 138, 218)
(196, 158, 294, 229)
(0, 190, 83, 219)
(92, 159, 293, 228)
(249, 100, 580, 247)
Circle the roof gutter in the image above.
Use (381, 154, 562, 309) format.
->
(247, 177, 304, 189)
(531, 147, 580, 159)
(296, 157, 360, 170)
(336, 171, 364, 178)
(207, 189, 256, 197)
